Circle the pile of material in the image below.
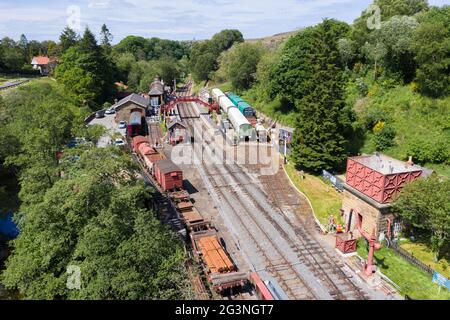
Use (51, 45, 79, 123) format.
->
(198, 236, 236, 273)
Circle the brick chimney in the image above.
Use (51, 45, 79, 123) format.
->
(407, 156, 414, 167)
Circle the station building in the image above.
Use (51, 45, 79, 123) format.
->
(148, 77, 168, 109)
(113, 93, 150, 123)
(342, 153, 433, 240)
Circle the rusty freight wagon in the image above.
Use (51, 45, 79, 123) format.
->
(153, 159, 183, 191)
(139, 145, 164, 172)
(132, 135, 149, 152)
(191, 230, 247, 292)
(170, 191, 211, 232)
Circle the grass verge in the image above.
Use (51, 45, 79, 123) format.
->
(398, 238, 450, 278)
(357, 239, 450, 300)
(284, 162, 343, 227)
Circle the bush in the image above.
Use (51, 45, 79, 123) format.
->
(374, 123, 396, 151)
(355, 78, 368, 97)
(363, 107, 390, 129)
(407, 139, 450, 165)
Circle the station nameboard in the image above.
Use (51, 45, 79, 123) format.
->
(432, 272, 450, 291)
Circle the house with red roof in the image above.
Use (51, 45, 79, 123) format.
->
(31, 56, 57, 75)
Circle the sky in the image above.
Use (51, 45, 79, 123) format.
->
(0, 0, 448, 43)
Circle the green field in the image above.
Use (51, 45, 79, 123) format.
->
(357, 239, 450, 300)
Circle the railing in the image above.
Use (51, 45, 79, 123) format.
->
(386, 240, 434, 275)
(161, 96, 219, 113)
(322, 170, 344, 192)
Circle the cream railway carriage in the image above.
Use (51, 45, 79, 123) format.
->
(212, 88, 255, 141)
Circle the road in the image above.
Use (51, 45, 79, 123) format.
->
(88, 113, 126, 147)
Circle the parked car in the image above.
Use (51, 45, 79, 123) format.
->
(114, 138, 126, 146)
(105, 108, 115, 115)
(118, 121, 127, 129)
(95, 110, 105, 118)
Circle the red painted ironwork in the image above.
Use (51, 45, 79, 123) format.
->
(346, 157, 422, 204)
(335, 233, 357, 254)
(161, 96, 220, 113)
(352, 209, 382, 277)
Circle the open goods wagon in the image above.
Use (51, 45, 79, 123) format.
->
(191, 229, 247, 292)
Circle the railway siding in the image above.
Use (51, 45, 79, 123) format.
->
(187, 104, 369, 300)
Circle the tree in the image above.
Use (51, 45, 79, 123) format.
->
(362, 41, 388, 79)
(189, 41, 216, 82)
(113, 36, 190, 61)
(59, 26, 79, 53)
(216, 42, 266, 90)
(100, 24, 113, 54)
(393, 177, 450, 260)
(0, 37, 26, 73)
(269, 20, 353, 172)
(338, 38, 356, 68)
(210, 29, 244, 54)
(189, 30, 244, 82)
(373, 15, 419, 81)
(154, 56, 181, 85)
(18, 34, 28, 54)
(350, 0, 428, 56)
(56, 27, 117, 108)
(1, 148, 190, 299)
(412, 5, 450, 97)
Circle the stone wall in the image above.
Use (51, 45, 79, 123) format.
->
(115, 103, 145, 123)
(342, 189, 392, 238)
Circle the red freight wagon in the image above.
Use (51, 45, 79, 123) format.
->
(137, 143, 156, 157)
(153, 159, 183, 191)
(132, 136, 148, 152)
(143, 153, 164, 172)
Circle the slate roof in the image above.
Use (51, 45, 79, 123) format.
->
(149, 78, 164, 95)
(167, 119, 186, 130)
(114, 93, 150, 110)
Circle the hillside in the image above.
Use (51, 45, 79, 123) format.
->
(348, 84, 450, 178)
(246, 31, 297, 49)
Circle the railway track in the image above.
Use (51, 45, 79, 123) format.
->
(226, 163, 368, 300)
(182, 105, 369, 300)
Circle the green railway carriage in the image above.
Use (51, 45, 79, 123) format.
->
(226, 92, 254, 118)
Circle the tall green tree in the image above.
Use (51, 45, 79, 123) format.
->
(373, 15, 419, 81)
(18, 34, 28, 54)
(59, 26, 79, 53)
(351, 0, 428, 55)
(210, 29, 244, 54)
(56, 27, 117, 108)
(2, 82, 77, 205)
(270, 20, 353, 172)
(100, 24, 113, 54)
(189, 29, 244, 82)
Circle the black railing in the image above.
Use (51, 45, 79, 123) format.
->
(386, 240, 434, 276)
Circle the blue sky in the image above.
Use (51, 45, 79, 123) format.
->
(0, 0, 448, 42)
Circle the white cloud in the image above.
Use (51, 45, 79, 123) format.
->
(0, 0, 448, 41)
